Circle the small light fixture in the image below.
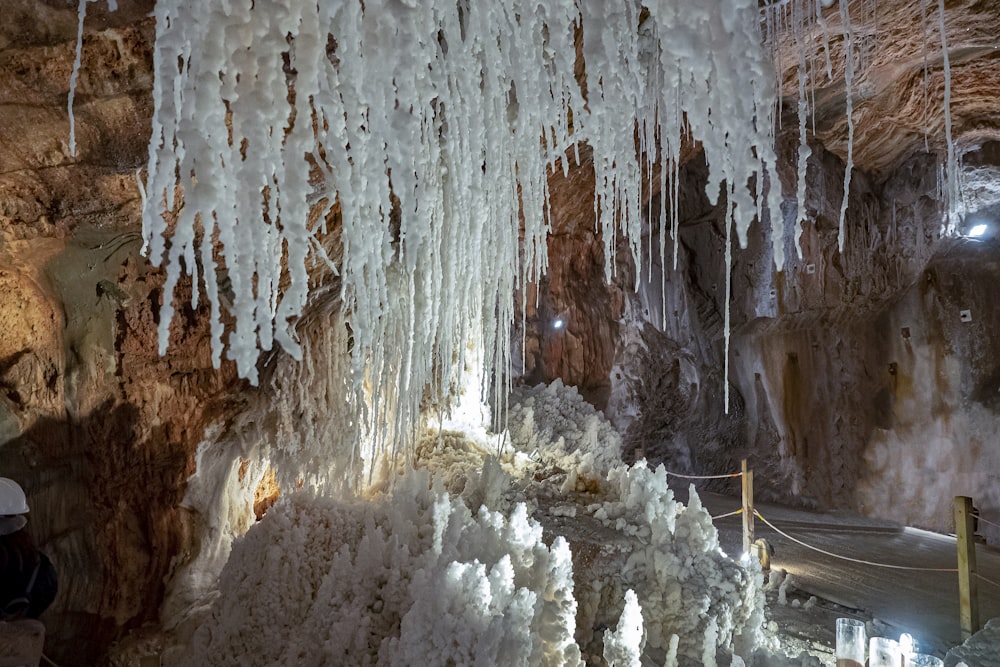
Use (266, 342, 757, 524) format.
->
(552, 319, 565, 329)
(969, 223, 988, 237)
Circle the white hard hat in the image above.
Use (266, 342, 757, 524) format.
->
(0, 478, 29, 515)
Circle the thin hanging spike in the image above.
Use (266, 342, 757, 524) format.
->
(660, 124, 669, 331)
(68, 0, 92, 157)
(938, 0, 959, 232)
(772, 3, 785, 129)
(837, 0, 856, 254)
(795, 0, 812, 259)
(724, 185, 734, 415)
(815, 0, 835, 81)
(920, 0, 930, 152)
(647, 130, 654, 284)
(756, 161, 764, 239)
(672, 145, 680, 272)
(870, 0, 879, 67)
(809, 4, 819, 137)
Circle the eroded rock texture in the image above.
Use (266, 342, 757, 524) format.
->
(1, 0, 999, 662)
(1, 3, 246, 662)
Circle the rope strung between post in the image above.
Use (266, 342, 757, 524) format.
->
(754, 510, 960, 573)
(973, 572, 1000, 590)
(711, 508, 743, 520)
(664, 470, 743, 480)
(972, 511, 1000, 531)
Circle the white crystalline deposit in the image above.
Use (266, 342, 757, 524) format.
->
(414, 428, 514, 513)
(836, 0, 857, 254)
(603, 589, 645, 667)
(68, 0, 91, 156)
(167, 381, 773, 666)
(937, 0, 961, 234)
(584, 464, 764, 664)
(414, 375, 627, 509)
(439, 381, 766, 663)
(142, 0, 783, 461)
(172, 470, 584, 666)
(945, 617, 1000, 667)
(415, 378, 624, 520)
(506, 379, 624, 481)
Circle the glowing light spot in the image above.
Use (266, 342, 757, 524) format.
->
(553, 319, 565, 330)
(899, 632, 914, 658)
(969, 223, 988, 237)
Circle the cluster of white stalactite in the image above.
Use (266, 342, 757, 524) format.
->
(140, 0, 784, 440)
(134, 0, 966, 459)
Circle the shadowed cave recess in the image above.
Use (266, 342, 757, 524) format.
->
(1, 0, 1000, 664)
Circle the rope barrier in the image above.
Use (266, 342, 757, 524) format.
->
(973, 572, 1000, 591)
(754, 510, 960, 573)
(664, 470, 743, 480)
(711, 508, 743, 520)
(972, 512, 1000, 531)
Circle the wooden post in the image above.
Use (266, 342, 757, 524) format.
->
(742, 459, 754, 556)
(955, 495, 980, 639)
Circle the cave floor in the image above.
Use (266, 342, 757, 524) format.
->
(693, 490, 1000, 660)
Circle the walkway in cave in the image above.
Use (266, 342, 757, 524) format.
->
(691, 489, 1000, 657)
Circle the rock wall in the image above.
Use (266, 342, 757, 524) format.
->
(0, 3, 247, 662)
(732, 141, 1000, 536)
(729, 144, 942, 509)
(580, 132, 1000, 535)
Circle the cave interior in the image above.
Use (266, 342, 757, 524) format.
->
(1, 0, 1000, 664)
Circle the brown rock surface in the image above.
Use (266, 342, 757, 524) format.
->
(0, 3, 245, 663)
(773, 0, 1000, 178)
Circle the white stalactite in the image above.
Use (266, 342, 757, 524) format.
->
(68, 0, 91, 157)
(837, 0, 856, 253)
(794, 0, 813, 259)
(141, 0, 784, 471)
(938, 0, 960, 233)
(136, 0, 971, 473)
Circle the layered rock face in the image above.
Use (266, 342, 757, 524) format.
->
(1, 3, 246, 662)
(0, 0, 999, 663)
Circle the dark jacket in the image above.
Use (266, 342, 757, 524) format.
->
(0, 517, 57, 620)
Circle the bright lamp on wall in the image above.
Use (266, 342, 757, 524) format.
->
(968, 223, 988, 237)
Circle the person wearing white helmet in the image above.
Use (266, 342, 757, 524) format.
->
(0, 478, 58, 621)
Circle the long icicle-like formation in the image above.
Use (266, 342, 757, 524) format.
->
(142, 0, 783, 477)
(69, 0, 118, 157)
(67, 0, 90, 157)
(837, 0, 856, 254)
(937, 0, 960, 233)
(794, 0, 813, 259)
